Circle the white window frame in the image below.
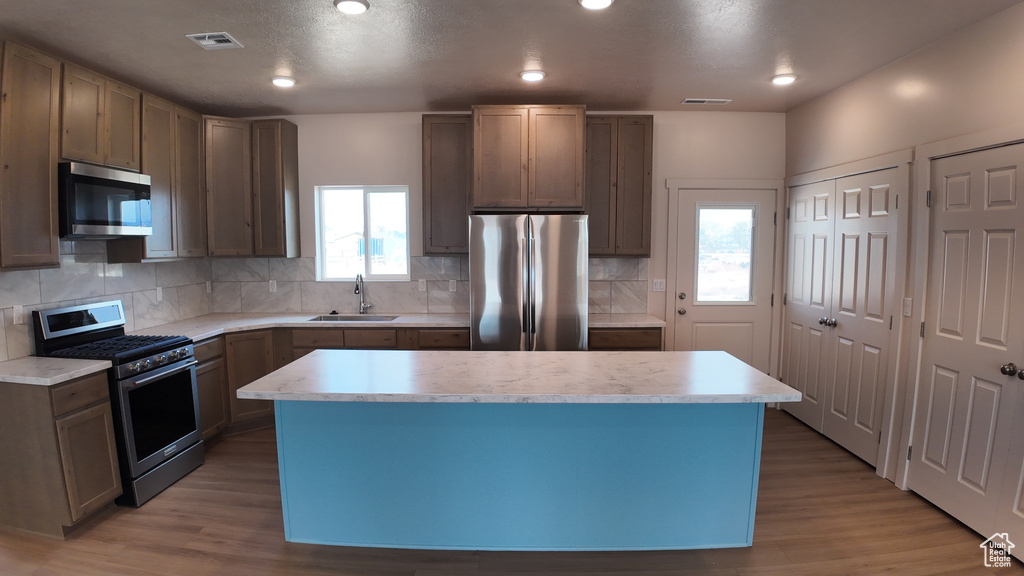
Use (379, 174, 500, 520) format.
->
(315, 185, 410, 282)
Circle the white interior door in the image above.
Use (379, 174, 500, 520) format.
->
(781, 180, 834, 429)
(672, 189, 776, 373)
(820, 170, 899, 465)
(909, 143, 1024, 541)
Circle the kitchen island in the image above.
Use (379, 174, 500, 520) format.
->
(238, 349, 800, 551)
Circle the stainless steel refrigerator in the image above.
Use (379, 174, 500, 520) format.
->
(469, 214, 588, 351)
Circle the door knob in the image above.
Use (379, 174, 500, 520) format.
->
(818, 317, 827, 325)
(827, 318, 838, 327)
(1000, 363, 1019, 376)
(1019, 370, 1024, 381)
(678, 292, 687, 300)
(677, 308, 687, 316)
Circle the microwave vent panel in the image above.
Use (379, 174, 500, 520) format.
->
(186, 32, 244, 50)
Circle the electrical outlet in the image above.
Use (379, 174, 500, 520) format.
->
(269, 280, 277, 293)
(206, 281, 212, 293)
(903, 297, 913, 317)
(418, 279, 427, 292)
(12, 305, 23, 325)
(652, 279, 666, 292)
(449, 279, 457, 292)
(156, 287, 163, 302)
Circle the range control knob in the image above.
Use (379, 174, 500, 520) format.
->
(129, 362, 142, 374)
(141, 359, 152, 370)
(168, 349, 179, 360)
(180, 347, 190, 358)
(155, 354, 167, 364)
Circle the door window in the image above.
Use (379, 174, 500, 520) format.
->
(696, 206, 755, 303)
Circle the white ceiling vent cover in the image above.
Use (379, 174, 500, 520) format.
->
(682, 98, 732, 105)
(186, 32, 244, 50)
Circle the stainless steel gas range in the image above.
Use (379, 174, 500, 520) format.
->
(33, 300, 204, 506)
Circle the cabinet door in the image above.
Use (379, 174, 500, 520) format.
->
(196, 357, 227, 440)
(252, 119, 299, 258)
(0, 42, 61, 268)
(613, 116, 653, 255)
(528, 105, 585, 208)
(60, 64, 104, 164)
(175, 107, 207, 257)
(104, 81, 141, 171)
(473, 106, 528, 208)
(225, 330, 274, 422)
(423, 115, 472, 253)
(140, 94, 177, 258)
(584, 116, 617, 255)
(205, 117, 253, 256)
(55, 402, 122, 522)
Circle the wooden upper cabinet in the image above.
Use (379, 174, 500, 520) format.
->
(472, 105, 585, 210)
(252, 119, 299, 258)
(60, 63, 140, 171)
(473, 106, 528, 208)
(528, 105, 585, 208)
(175, 108, 207, 257)
(422, 114, 472, 254)
(205, 116, 253, 256)
(0, 42, 61, 269)
(140, 95, 177, 258)
(584, 115, 653, 256)
(108, 97, 205, 262)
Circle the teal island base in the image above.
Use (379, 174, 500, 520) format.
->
(274, 400, 766, 551)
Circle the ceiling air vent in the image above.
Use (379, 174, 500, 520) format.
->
(186, 32, 244, 50)
(682, 98, 732, 105)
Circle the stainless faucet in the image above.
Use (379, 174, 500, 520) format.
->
(354, 274, 372, 314)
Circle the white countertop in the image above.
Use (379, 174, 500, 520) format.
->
(133, 313, 665, 341)
(0, 356, 111, 386)
(237, 349, 800, 404)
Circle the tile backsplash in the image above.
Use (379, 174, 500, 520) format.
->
(0, 242, 648, 362)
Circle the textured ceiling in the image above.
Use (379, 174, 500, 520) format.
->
(1, 0, 1021, 117)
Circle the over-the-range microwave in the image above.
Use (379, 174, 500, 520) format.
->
(58, 162, 153, 239)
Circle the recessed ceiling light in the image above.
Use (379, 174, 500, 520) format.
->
(520, 70, 545, 82)
(273, 77, 296, 88)
(771, 74, 796, 86)
(334, 0, 369, 14)
(579, 0, 614, 9)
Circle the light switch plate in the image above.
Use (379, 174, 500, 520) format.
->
(903, 297, 913, 317)
(156, 287, 163, 302)
(269, 280, 277, 293)
(12, 305, 23, 325)
(449, 279, 457, 292)
(652, 279, 666, 292)
(418, 279, 427, 292)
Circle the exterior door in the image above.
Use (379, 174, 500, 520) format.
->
(820, 170, 899, 464)
(782, 180, 834, 428)
(909, 143, 1024, 541)
(672, 189, 776, 373)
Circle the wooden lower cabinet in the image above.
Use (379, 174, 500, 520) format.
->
(194, 336, 228, 441)
(588, 328, 663, 351)
(0, 372, 122, 537)
(225, 330, 275, 423)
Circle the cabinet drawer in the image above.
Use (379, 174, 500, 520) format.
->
(588, 328, 662, 351)
(344, 329, 397, 349)
(291, 329, 346, 349)
(193, 337, 224, 363)
(417, 329, 470, 349)
(51, 372, 109, 417)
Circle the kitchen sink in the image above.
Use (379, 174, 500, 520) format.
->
(308, 314, 398, 322)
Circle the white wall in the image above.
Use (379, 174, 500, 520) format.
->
(281, 110, 786, 319)
(786, 2, 1024, 175)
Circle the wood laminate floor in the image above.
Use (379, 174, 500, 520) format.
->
(1, 409, 1021, 575)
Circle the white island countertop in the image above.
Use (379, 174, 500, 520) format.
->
(237, 349, 800, 404)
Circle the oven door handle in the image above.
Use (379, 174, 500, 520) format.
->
(123, 359, 197, 389)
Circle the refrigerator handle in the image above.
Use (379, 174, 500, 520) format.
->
(529, 235, 537, 350)
(521, 238, 529, 337)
